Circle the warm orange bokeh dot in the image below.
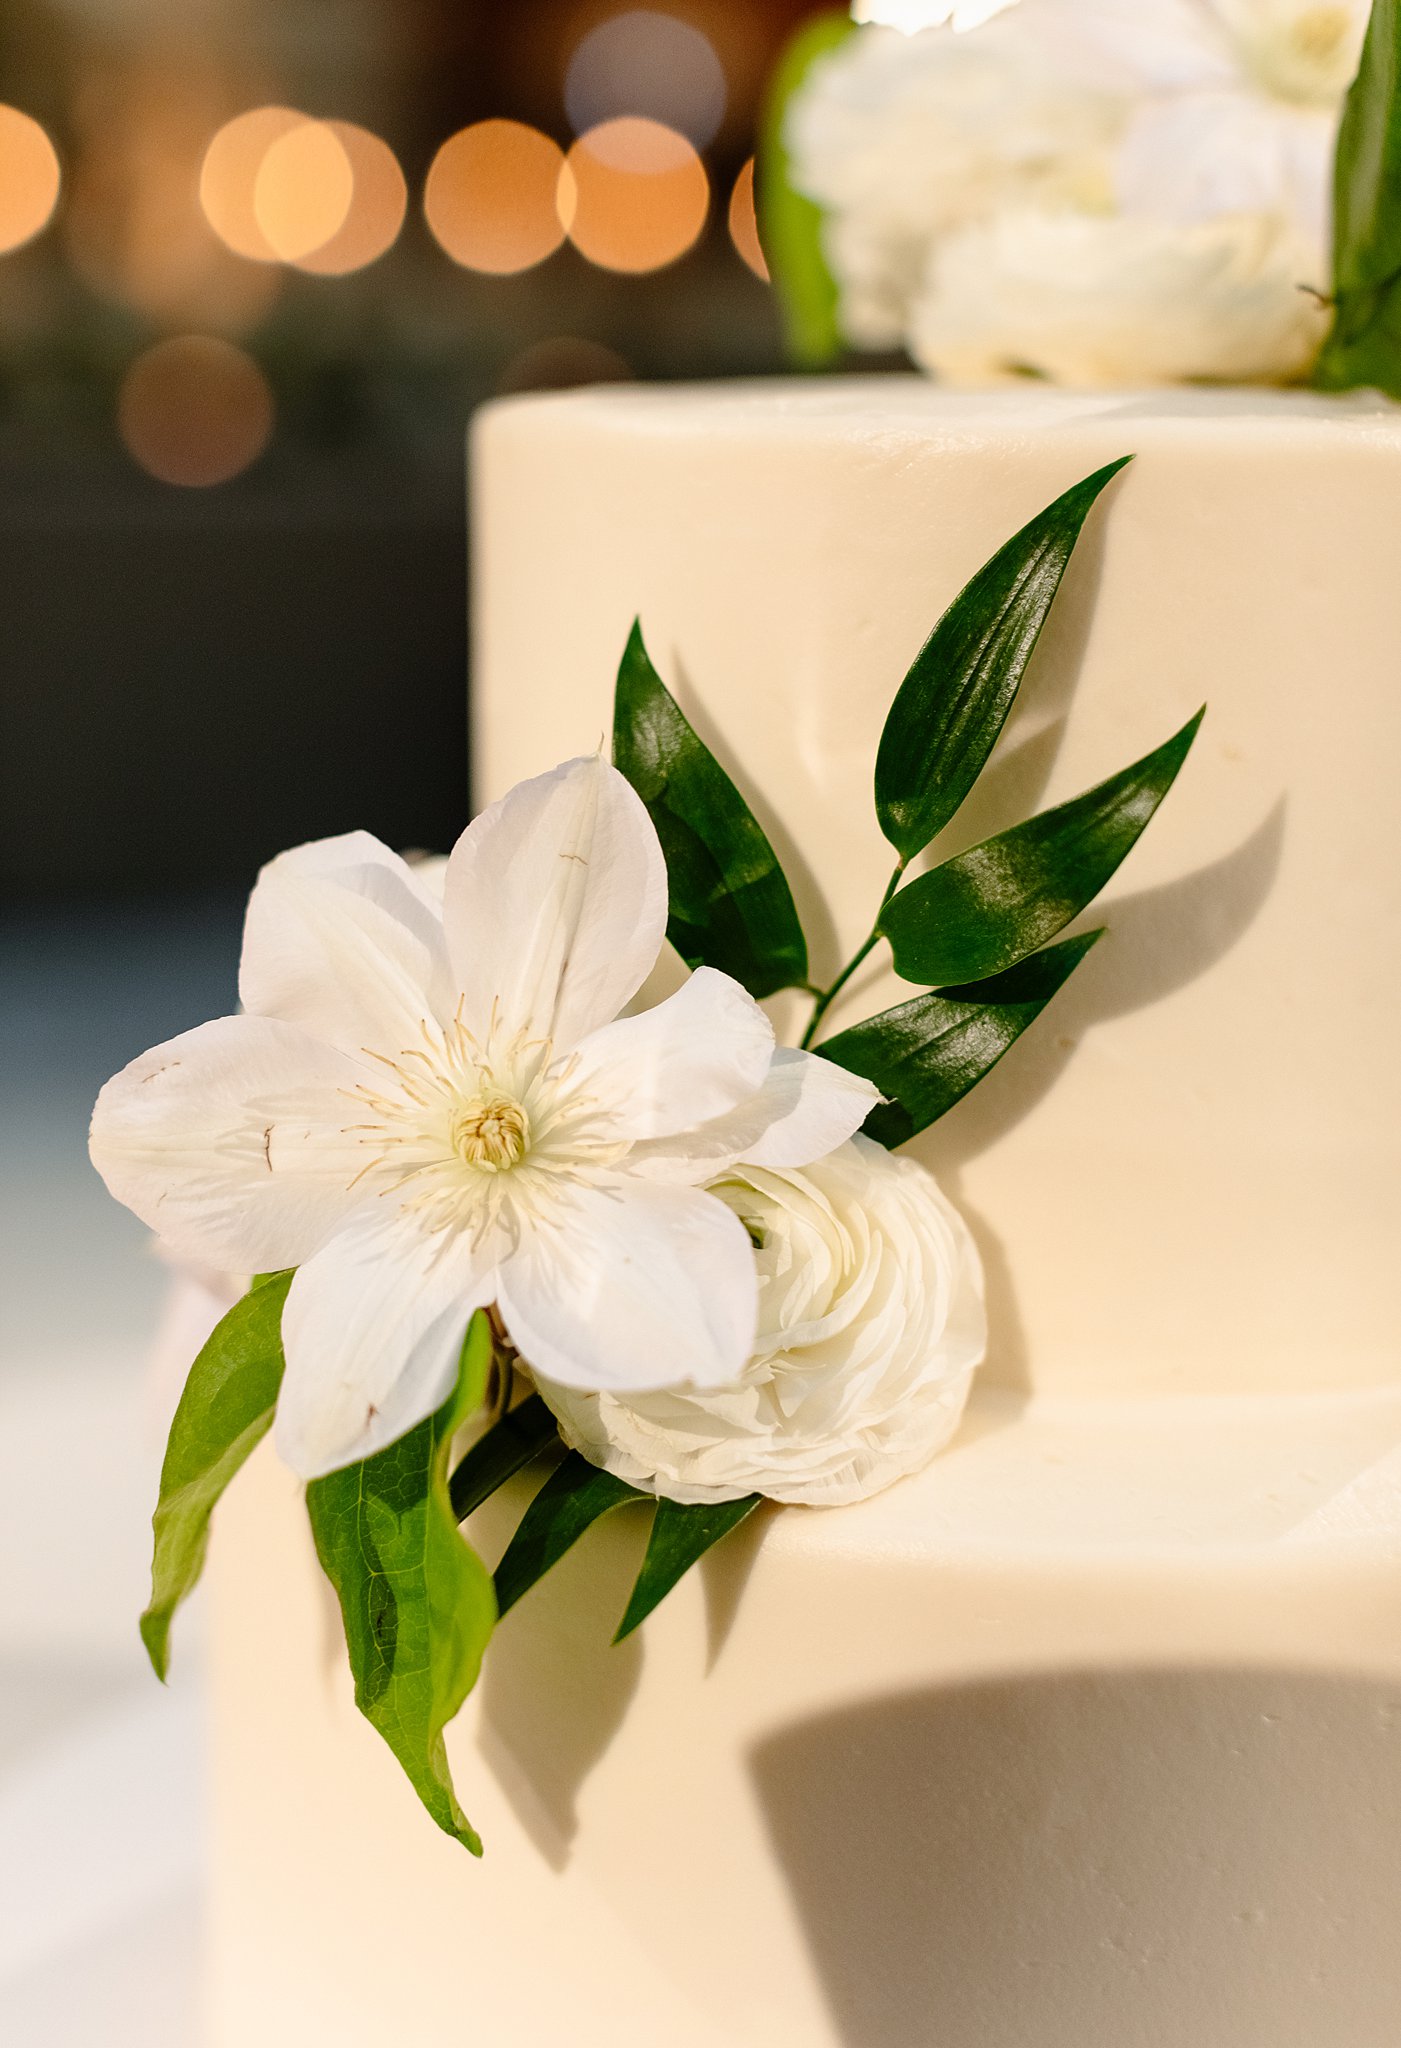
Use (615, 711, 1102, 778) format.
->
(253, 120, 353, 262)
(561, 119, 709, 275)
(62, 67, 281, 333)
(424, 121, 567, 275)
(119, 336, 274, 487)
(200, 107, 303, 262)
(0, 105, 61, 255)
(728, 157, 769, 281)
(293, 122, 406, 275)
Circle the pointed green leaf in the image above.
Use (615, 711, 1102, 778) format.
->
(494, 1452, 647, 1620)
(613, 620, 809, 998)
(875, 459, 1133, 863)
(1316, 0, 1401, 396)
(140, 1270, 293, 1682)
(820, 932, 1102, 1147)
(614, 1494, 762, 1644)
(758, 11, 858, 367)
(878, 709, 1203, 987)
(449, 1393, 560, 1523)
(306, 1314, 496, 1857)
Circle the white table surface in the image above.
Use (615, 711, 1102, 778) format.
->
(1, 897, 244, 2045)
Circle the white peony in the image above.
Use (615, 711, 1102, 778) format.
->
(788, 18, 1120, 348)
(911, 207, 1328, 385)
(90, 756, 877, 1479)
(534, 1136, 987, 1508)
(790, 0, 1368, 383)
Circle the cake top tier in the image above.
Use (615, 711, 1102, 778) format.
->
(490, 375, 1401, 451)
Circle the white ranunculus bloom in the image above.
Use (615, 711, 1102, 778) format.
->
(790, 0, 1367, 384)
(911, 207, 1329, 385)
(90, 757, 878, 1480)
(534, 1136, 987, 1508)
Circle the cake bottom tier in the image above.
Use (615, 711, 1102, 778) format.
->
(209, 1388, 1401, 2048)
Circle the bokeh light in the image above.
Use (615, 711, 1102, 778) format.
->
(565, 11, 728, 150)
(200, 106, 303, 262)
(118, 336, 274, 488)
(728, 157, 769, 281)
(292, 123, 406, 275)
(424, 120, 568, 275)
(253, 120, 353, 263)
(0, 105, 61, 255)
(561, 118, 709, 275)
(63, 68, 280, 331)
(497, 336, 634, 395)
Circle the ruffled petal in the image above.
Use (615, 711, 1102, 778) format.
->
(497, 1181, 758, 1395)
(627, 1047, 881, 1183)
(89, 1015, 372, 1272)
(442, 756, 666, 1051)
(240, 831, 455, 1060)
(570, 967, 774, 1141)
(275, 1207, 496, 1479)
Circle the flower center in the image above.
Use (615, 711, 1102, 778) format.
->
(1290, 3, 1350, 64)
(451, 1092, 530, 1172)
(1240, 2, 1360, 103)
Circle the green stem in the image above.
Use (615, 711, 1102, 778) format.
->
(800, 860, 905, 1050)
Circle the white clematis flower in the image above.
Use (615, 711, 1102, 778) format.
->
(790, 0, 1367, 386)
(535, 1136, 987, 1508)
(90, 757, 879, 1480)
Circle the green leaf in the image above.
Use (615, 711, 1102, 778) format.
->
(140, 1270, 293, 1682)
(494, 1452, 646, 1620)
(613, 620, 809, 999)
(820, 932, 1103, 1147)
(878, 709, 1204, 987)
(1316, 0, 1401, 396)
(306, 1314, 497, 1857)
(875, 459, 1133, 863)
(614, 1494, 762, 1644)
(448, 1393, 560, 1523)
(757, 11, 858, 367)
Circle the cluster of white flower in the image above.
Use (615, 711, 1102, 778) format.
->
(92, 757, 985, 1505)
(789, 0, 1369, 385)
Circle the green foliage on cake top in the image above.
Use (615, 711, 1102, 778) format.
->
(1318, 0, 1401, 395)
(757, 9, 855, 367)
(127, 452, 1204, 1855)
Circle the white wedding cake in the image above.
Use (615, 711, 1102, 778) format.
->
(208, 379, 1401, 2048)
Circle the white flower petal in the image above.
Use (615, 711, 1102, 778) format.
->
(628, 1046, 881, 1182)
(240, 831, 455, 1060)
(739, 1048, 882, 1168)
(497, 1182, 758, 1395)
(1025, 0, 1235, 94)
(443, 757, 667, 1050)
(570, 967, 775, 1141)
(275, 1208, 496, 1479)
(89, 1016, 371, 1273)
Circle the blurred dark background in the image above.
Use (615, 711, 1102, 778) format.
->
(0, 0, 833, 904)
